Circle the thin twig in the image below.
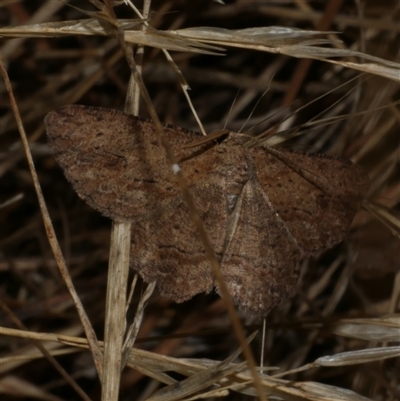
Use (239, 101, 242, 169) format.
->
(0, 56, 104, 379)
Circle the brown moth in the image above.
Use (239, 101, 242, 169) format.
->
(45, 105, 369, 317)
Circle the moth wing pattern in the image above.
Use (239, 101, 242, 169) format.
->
(220, 175, 302, 316)
(45, 105, 369, 317)
(250, 147, 369, 256)
(45, 105, 202, 222)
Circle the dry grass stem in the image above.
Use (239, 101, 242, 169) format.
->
(1, 1, 399, 400)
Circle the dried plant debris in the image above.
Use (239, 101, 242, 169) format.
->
(2, 1, 399, 400)
(1, 22, 399, 80)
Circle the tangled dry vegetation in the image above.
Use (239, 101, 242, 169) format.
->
(1, 1, 399, 400)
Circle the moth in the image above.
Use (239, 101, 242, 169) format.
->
(45, 105, 369, 317)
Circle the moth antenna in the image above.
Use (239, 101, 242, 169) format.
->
(246, 74, 370, 147)
(238, 87, 271, 134)
(306, 74, 369, 124)
(241, 104, 293, 145)
(223, 89, 241, 130)
(264, 98, 400, 148)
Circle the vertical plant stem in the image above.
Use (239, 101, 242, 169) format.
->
(0, 57, 104, 381)
(102, 222, 131, 401)
(101, 1, 151, 400)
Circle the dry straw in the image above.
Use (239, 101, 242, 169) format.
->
(1, 1, 399, 401)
